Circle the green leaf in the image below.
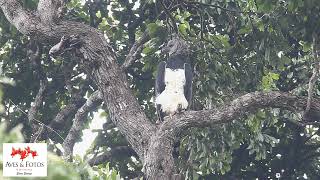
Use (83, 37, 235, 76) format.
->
(147, 23, 163, 38)
(238, 26, 251, 34)
(96, 11, 102, 18)
(179, 23, 188, 36)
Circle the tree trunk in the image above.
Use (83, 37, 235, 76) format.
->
(144, 130, 180, 180)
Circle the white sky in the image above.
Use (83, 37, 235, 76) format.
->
(73, 108, 107, 157)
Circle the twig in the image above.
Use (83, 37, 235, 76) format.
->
(304, 128, 320, 144)
(8, 99, 65, 142)
(159, 0, 178, 33)
(121, 31, 150, 70)
(33, 124, 44, 142)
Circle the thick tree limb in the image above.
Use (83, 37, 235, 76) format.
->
(50, 82, 89, 130)
(49, 97, 86, 129)
(121, 31, 150, 70)
(160, 92, 320, 135)
(37, 0, 68, 24)
(88, 146, 136, 166)
(63, 91, 102, 160)
(0, 0, 42, 35)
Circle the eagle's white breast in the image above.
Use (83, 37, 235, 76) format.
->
(156, 68, 188, 115)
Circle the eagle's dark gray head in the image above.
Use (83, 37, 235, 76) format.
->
(162, 36, 190, 56)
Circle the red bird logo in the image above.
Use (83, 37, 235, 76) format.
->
(11, 146, 38, 161)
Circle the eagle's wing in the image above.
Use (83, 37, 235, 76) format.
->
(155, 61, 166, 121)
(155, 61, 166, 96)
(184, 63, 193, 109)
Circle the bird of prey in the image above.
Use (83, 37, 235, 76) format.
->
(155, 36, 192, 121)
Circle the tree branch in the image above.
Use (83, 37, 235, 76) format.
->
(28, 80, 47, 141)
(187, 1, 246, 14)
(159, 0, 178, 32)
(88, 146, 136, 166)
(37, 0, 68, 24)
(63, 91, 102, 160)
(121, 31, 150, 70)
(0, 0, 41, 35)
(28, 75, 47, 122)
(161, 92, 320, 136)
(30, 89, 86, 142)
(49, 97, 86, 129)
(305, 33, 320, 117)
(62, 62, 75, 95)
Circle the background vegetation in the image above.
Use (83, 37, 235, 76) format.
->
(1, 0, 320, 179)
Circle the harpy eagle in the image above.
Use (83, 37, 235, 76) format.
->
(155, 37, 192, 121)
